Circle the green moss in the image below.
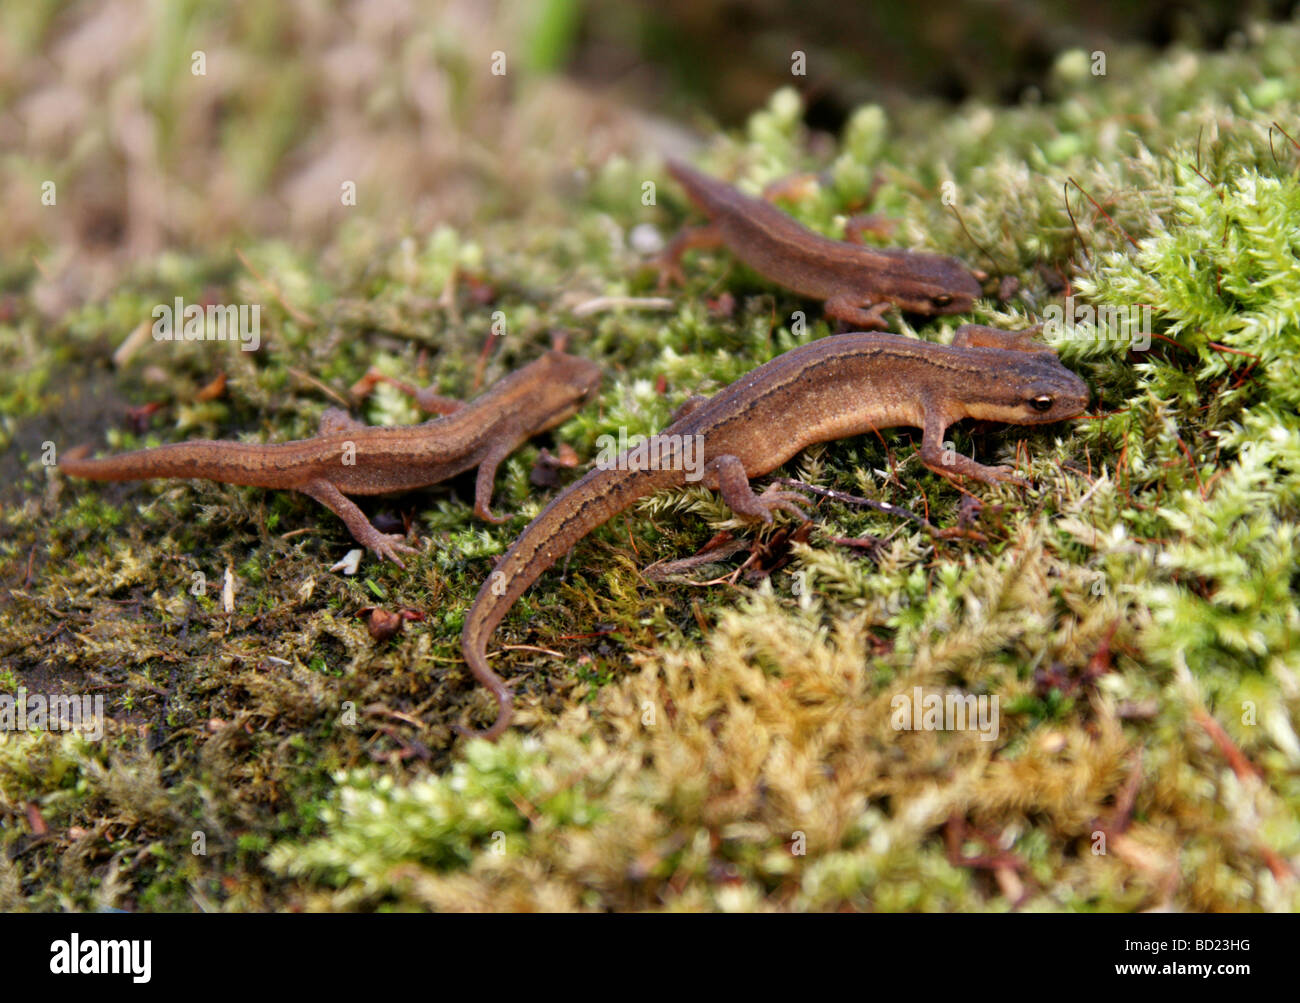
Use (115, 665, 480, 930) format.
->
(3, 16, 1299, 912)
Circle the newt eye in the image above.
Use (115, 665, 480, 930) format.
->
(931, 293, 954, 308)
(1029, 395, 1054, 412)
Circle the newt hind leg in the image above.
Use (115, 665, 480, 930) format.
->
(951, 323, 1055, 356)
(298, 478, 420, 565)
(655, 222, 725, 289)
(669, 394, 710, 423)
(472, 438, 517, 524)
(318, 408, 367, 436)
(705, 455, 812, 523)
(349, 369, 463, 415)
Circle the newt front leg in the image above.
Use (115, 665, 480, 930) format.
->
(919, 406, 1029, 487)
(824, 295, 892, 331)
(350, 368, 464, 415)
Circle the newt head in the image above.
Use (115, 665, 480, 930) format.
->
(534, 351, 604, 429)
(881, 251, 985, 315)
(962, 354, 1090, 426)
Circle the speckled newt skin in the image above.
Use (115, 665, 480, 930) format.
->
(459, 326, 1089, 739)
(663, 158, 984, 330)
(60, 351, 602, 565)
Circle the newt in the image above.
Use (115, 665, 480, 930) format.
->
(458, 326, 1088, 738)
(661, 158, 984, 330)
(60, 351, 602, 566)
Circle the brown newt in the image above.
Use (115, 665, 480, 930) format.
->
(61, 351, 602, 565)
(662, 158, 984, 330)
(457, 326, 1087, 738)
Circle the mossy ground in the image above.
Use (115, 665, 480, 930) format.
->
(2, 9, 1299, 911)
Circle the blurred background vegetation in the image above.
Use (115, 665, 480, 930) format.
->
(2, 0, 1293, 312)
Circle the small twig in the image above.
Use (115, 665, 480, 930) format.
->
(944, 814, 1028, 876)
(1093, 745, 1145, 839)
(364, 704, 425, 729)
(1272, 121, 1300, 153)
(825, 535, 879, 552)
(369, 724, 432, 762)
(112, 320, 154, 368)
(500, 643, 564, 658)
(571, 295, 674, 317)
(1149, 331, 1192, 353)
(287, 367, 351, 408)
(508, 791, 542, 827)
(1187, 162, 1216, 189)
(552, 629, 619, 643)
(1062, 181, 1089, 264)
(1068, 178, 1140, 251)
(1205, 342, 1260, 360)
(1171, 435, 1207, 500)
(1192, 708, 1263, 782)
(773, 477, 932, 528)
(235, 248, 316, 328)
(946, 204, 1009, 276)
(642, 536, 750, 580)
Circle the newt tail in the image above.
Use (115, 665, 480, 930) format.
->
(61, 439, 343, 490)
(460, 461, 682, 739)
